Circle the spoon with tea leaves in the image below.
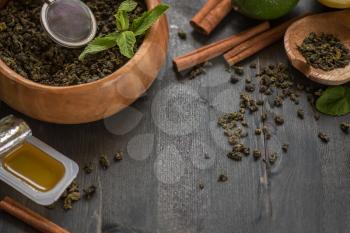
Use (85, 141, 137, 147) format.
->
(40, 0, 97, 48)
(284, 10, 350, 85)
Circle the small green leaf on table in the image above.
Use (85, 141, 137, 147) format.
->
(316, 86, 350, 116)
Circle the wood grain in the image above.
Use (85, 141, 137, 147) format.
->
(0, 0, 169, 124)
(1, 1, 350, 233)
(285, 10, 350, 85)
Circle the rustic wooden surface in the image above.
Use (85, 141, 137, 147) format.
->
(0, 1, 349, 233)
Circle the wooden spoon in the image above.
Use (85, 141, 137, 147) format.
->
(284, 10, 350, 85)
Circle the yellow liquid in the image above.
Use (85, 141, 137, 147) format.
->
(2, 143, 65, 192)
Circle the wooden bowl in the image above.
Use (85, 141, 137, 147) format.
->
(0, 0, 169, 124)
(284, 10, 350, 85)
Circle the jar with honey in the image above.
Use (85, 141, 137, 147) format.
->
(0, 115, 78, 205)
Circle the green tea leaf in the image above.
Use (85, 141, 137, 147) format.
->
(131, 4, 169, 36)
(116, 11, 129, 31)
(118, 0, 138, 12)
(79, 33, 119, 61)
(116, 31, 136, 58)
(316, 86, 350, 116)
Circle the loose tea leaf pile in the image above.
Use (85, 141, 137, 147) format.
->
(298, 32, 350, 71)
(0, 0, 146, 86)
(219, 63, 329, 165)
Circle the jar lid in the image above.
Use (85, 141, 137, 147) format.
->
(0, 115, 31, 156)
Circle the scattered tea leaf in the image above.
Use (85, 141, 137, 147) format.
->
(318, 132, 330, 143)
(230, 75, 239, 84)
(269, 153, 278, 164)
(274, 116, 284, 125)
(253, 150, 261, 160)
(340, 122, 350, 133)
(218, 174, 228, 182)
(255, 128, 262, 135)
(62, 181, 81, 210)
(178, 31, 187, 40)
(83, 162, 94, 174)
(297, 109, 304, 119)
(231, 65, 244, 75)
(99, 155, 110, 170)
(114, 151, 124, 161)
(83, 185, 97, 200)
(282, 144, 289, 153)
(249, 63, 256, 69)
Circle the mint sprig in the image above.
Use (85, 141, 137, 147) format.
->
(79, 0, 169, 60)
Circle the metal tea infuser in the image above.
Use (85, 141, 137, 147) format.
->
(40, 0, 97, 48)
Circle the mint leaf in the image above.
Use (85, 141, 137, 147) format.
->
(316, 86, 350, 116)
(115, 0, 138, 31)
(118, 0, 137, 12)
(131, 4, 169, 36)
(79, 33, 119, 61)
(116, 11, 129, 31)
(116, 31, 136, 58)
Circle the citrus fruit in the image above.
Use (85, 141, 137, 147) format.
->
(232, 0, 299, 20)
(318, 0, 350, 8)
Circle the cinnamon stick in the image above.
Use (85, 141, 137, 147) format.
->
(224, 14, 310, 66)
(190, 0, 232, 35)
(173, 21, 270, 72)
(0, 197, 69, 233)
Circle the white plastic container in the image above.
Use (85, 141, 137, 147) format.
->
(0, 115, 79, 206)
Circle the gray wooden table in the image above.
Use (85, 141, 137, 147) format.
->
(1, 1, 349, 233)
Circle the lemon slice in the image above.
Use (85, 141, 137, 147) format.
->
(319, 0, 350, 8)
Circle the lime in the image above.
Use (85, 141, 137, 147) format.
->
(232, 0, 299, 20)
(318, 0, 350, 8)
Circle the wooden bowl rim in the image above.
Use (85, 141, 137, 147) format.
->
(0, 0, 162, 91)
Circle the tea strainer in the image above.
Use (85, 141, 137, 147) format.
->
(40, 0, 97, 48)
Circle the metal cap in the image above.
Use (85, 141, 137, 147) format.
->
(0, 115, 31, 156)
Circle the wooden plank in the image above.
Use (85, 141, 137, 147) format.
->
(152, 1, 272, 232)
